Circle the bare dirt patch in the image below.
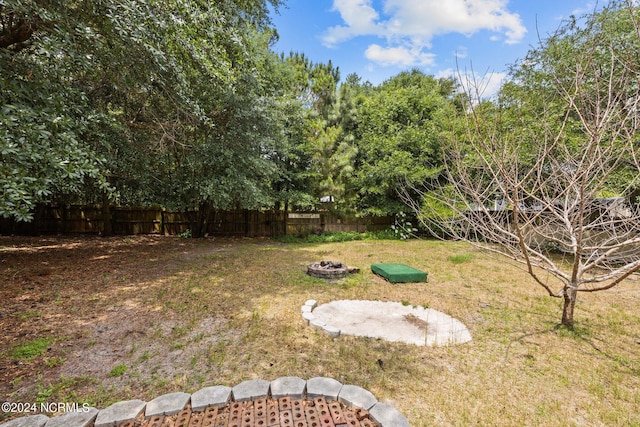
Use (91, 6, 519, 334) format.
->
(0, 235, 235, 413)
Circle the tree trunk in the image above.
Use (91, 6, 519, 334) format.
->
(193, 202, 210, 238)
(561, 286, 577, 327)
(284, 200, 289, 236)
(102, 192, 112, 237)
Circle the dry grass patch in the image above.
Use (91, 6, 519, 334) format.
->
(0, 236, 639, 426)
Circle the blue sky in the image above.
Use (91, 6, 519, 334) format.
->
(270, 0, 601, 96)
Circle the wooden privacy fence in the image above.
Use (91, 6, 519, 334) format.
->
(286, 212, 392, 235)
(0, 205, 392, 237)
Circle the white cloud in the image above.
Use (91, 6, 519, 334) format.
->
(570, 2, 597, 17)
(435, 68, 507, 99)
(454, 47, 468, 59)
(381, 0, 525, 43)
(364, 44, 435, 67)
(323, 0, 384, 47)
(323, 0, 526, 67)
(434, 68, 456, 80)
(472, 71, 507, 99)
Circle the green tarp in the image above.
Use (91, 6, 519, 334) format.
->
(371, 263, 428, 283)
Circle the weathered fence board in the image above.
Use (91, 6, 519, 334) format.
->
(113, 207, 162, 235)
(0, 206, 391, 237)
(161, 211, 192, 236)
(1, 206, 333, 237)
(286, 213, 322, 235)
(323, 214, 392, 233)
(286, 212, 392, 235)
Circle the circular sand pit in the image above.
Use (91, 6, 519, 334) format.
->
(303, 300, 472, 346)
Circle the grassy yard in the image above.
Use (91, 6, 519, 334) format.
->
(1, 235, 639, 426)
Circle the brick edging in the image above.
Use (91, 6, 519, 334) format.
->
(0, 376, 410, 427)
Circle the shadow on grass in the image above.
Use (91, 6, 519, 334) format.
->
(504, 322, 639, 375)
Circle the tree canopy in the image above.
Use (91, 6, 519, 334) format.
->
(354, 70, 455, 216)
(1, 0, 284, 221)
(2, 0, 462, 223)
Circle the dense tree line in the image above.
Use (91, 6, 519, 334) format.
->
(1, 0, 287, 225)
(2, 2, 638, 230)
(1, 0, 458, 230)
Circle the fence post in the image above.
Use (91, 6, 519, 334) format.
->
(283, 207, 288, 236)
(101, 193, 112, 236)
(161, 208, 165, 236)
(62, 205, 67, 234)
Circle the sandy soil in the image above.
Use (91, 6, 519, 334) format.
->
(0, 235, 230, 410)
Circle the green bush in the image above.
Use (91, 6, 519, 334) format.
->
(307, 231, 364, 243)
(274, 230, 397, 244)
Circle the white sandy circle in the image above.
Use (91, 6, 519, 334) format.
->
(310, 300, 472, 346)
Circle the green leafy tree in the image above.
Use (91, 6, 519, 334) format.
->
(1, 2, 113, 220)
(354, 69, 456, 216)
(267, 52, 324, 211)
(307, 69, 364, 213)
(1, 0, 284, 226)
(275, 53, 361, 212)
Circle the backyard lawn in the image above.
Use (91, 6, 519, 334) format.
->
(1, 235, 639, 426)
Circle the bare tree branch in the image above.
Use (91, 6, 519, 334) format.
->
(401, 2, 640, 326)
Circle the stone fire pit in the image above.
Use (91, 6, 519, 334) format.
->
(307, 261, 359, 279)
